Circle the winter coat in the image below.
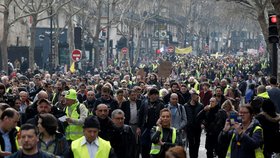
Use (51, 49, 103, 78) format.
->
(255, 112, 280, 153)
(38, 132, 69, 157)
(8, 150, 55, 158)
(166, 104, 187, 130)
(218, 118, 263, 158)
(110, 125, 137, 158)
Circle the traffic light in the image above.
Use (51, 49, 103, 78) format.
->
(268, 14, 279, 43)
(74, 27, 82, 49)
(116, 37, 127, 50)
(156, 49, 161, 54)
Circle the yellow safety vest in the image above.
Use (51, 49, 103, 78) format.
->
(15, 126, 20, 149)
(52, 92, 57, 103)
(194, 82, 200, 93)
(150, 127, 177, 155)
(226, 126, 264, 158)
(71, 136, 111, 158)
(152, 64, 158, 71)
(65, 103, 84, 141)
(257, 92, 270, 99)
(0, 127, 20, 152)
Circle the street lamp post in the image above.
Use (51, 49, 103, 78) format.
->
(106, 0, 110, 66)
(49, 3, 53, 71)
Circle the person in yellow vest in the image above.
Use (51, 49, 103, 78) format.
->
(70, 115, 117, 158)
(64, 89, 88, 144)
(150, 108, 182, 158)
(256, 85, 270, 99)
(218, 104, 264, 158)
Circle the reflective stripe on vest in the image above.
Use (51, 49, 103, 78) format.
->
(226, 126, 264, 158)
(15, 126, 20, 149)
(194, 83, 199, 94)
(150, 127, 176, 155)
(65, 102, 83, 141)
(71, 136, 111, 158)
(52, 92, 57, 103)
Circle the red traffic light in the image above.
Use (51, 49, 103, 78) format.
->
(271, 16, 277, 23)
(270, 15, 277, 24)
(156, 49, 161, 54)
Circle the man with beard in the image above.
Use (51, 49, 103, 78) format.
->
(163, 82, 185, 105)
(83, 90, 96, 113)
(8, 124, 55, 158)
(184, 90, 204, 158)
(26, 98, 65, 134)
(92, 86, 118, 116)
(213, 87, 226, 108)
(95, 104, 115, 141)
(138, 88, 165, 158)
(110, 109, 137, 158)
(52, 80, 66, 105)
(25, 91, 49, 123)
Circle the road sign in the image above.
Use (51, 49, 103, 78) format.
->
(121, 47, 128, 54)
(71, 49, 82, 61)
(168, 46, 174, 53)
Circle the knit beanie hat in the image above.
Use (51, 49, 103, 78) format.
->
(83, 116, 100, 129)
(64, 89, 77, 100)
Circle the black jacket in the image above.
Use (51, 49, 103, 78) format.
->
(93, 98, 118, 115)
(83, 99, 96, 112)
(163, 91, 185, 105)
(255, 112, 280, 153)
(8, 150, 55, 158)
(98, 117, 115, 141)
(0, 128, 18, 158)
(121, 100, 141, 125)
(184, 101, 204, 131)
(197, 105, 227, 136)
(110, 125, 137, 158)
(150, 126, 182, 158)
(138, 99, 165, 129)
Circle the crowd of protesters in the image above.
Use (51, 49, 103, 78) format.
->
(0, 53, 279, 158)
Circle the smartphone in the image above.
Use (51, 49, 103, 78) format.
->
(229, 112, 238, 126)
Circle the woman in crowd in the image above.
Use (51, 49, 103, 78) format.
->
(150, 108, 182, 158)
(225, 87, 240, 111)
(219, 104, 264, 158)
(37, 113, 69, 157)
(255, 99, 280, 158)
(221, 99, 238, 118)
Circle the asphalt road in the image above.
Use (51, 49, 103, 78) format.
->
(198, 131, 207, 158)
(185, 131, 207, 158)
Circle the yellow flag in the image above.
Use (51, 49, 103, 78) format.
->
(175, 46, 192, 54)
(70, 62, 75, 73)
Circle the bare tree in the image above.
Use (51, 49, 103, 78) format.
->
(0, 0, 33, 72)
(51, 0, 83, 67)
(218, 0, 273, 53)
(14, 0, 71, 71)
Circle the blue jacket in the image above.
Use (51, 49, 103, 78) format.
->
(218, 119, 263, 158)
